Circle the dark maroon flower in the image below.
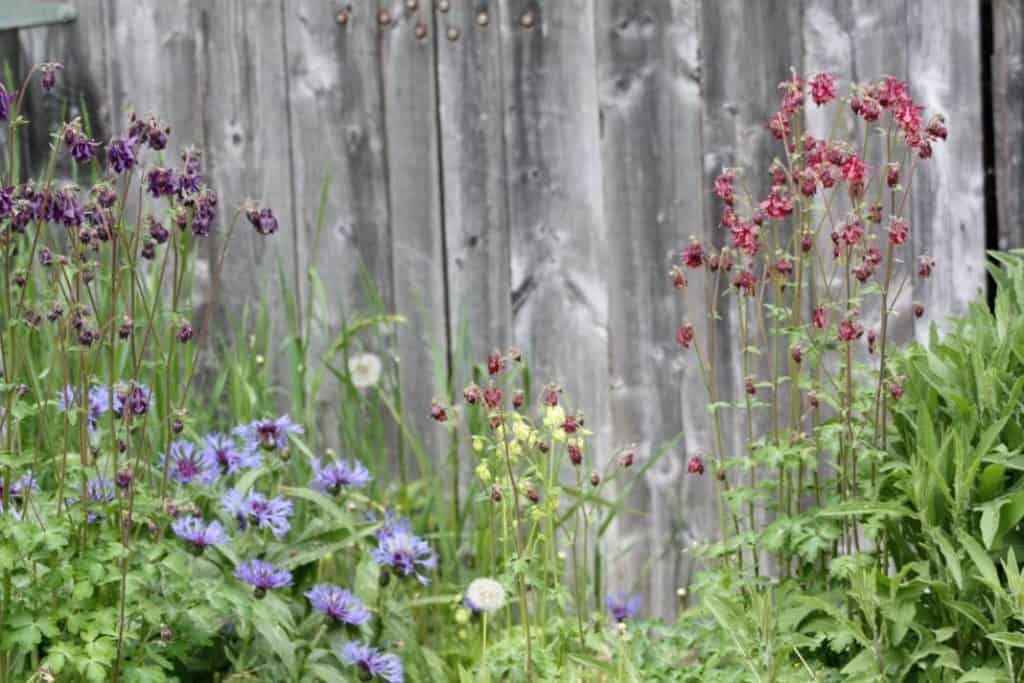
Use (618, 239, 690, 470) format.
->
(40, 63, 62, 92)
(177, 323, 194, 344)
(838, 318, 863, 342)
(745, 377, 756, 395)
(808, 391, 819, 409)
(798, 168, 817, 197)
(562, 414, 579, 434)
(463, 385, 481, 405)
(889, 218, 909, 245)
(801, 233, 814, 254)
(714, 170, 735, 205)
(116, 469, 133, 490)
(913, 302, 925, 318)
(733, 269, 757, 296)
(487, 352, 504, 376)
(619, 451, 634, 468)
(774, 259, 793, 278)
(246, 207, 279, 236)
(671, 266, 687, 289)
(760, 189, 794, 219)
(865, 247, 883, 267)
(191, 191, 218, 236)
(147, 167, 177, 198)
(889, 382, 904, 400)
(149, 217, 169, 244)
(676, 322, 694, 349)
(840, 219, 863, 246)
(854, 261, 875, 283)
(687, 455, 705, 475)
(107, 136, 138, 174)
(544, 388, 559, 406)
(791, 345, 803, 364)
(682, 241, 705, 269)
(809, 72, 836, 106)
(146, 119, 170, 150)
(867, 329, 878, 355)
(568, 443, 582, 466)
(525, 485, 541, 504)
(118, 317, 134, 340)
(78, 327, 97, 346)
(926, 114, 947, 141)
(483, 387, 502, 409)
(512, 390, 525, 410)
(886, 162, 901, 188)
(918, 255, 935, 279)
(430, 403, 447, 423)
(490, 486, 502, 502)
(141, 240, 156, 260)
(769, 162, 788, 187)
(767, 111, 791, 140)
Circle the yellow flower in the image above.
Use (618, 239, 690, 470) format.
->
(543, 405, 565, 431)
(508, 441, 522, 458)
(475, 462, 491, 483)
(494, 424, 506, 441)
(513, 418, 532, 443)
(472, 435, 485, 453)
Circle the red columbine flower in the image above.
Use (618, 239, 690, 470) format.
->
(841, 155, 867, 184)
(926, 114, 948, 140)
(916, 138, 933, 160)
(913, 303, 925, 319)
(487, 352, 504, 376)
(854, 261, 875, 283)
(840, 219, 864, 246)
(867, 329, 878, 355)
(687, 455, 705, 475)
(512, 390, 525, 410)
(544, 388, 559, 406)
(838, 318, 864, 342)
(720, 206, 738, 228)
(769, 162, 788, 187)
(619, 451, 635, 468)
(886, 162, 901, 188)
(744, 377, 756, 395)
(568, 443, 582, 466)
(676, 323, 694, 349)
(808, 391, 820, 409)
(671, 266, 687, 289)
(733, 269, 757, 296)
(430, 403, 447, 423)
(809, 72, 837, 105)
(878, 76, 910, 108)
(858, 96, 881, 122)
(779, 73, 805, 114)
(813, 306, 827, 329)
(483, 387, 503, 409)
(463, 385, 481, 404)
(774, 259, 793, 278)
(895, 101, 924, 134)
(865, 246, 883, 267)
(826, 145, 847, 166)
(889, 218, 909, 245)
(768, 111, 791, 140)
(818, 163, 839, 189)
(731, 222, 760, 256)
(798, 168, 818, 197)
(801, 233, 814, 254)
(562, 414, 579, 434)
(760, 189, 794, 219)
(791, 345, 803, 364)
(682, 241, 706, 268)
(719, 249, 734, 272)
(714, 170, 736, 205)
(918, 255, 935, 279)
(889, 382, 904, 400)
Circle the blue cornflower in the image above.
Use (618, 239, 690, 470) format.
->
(172, 516, 228, 550)
(305, 584, 370, 625)
(234, 559, 292, 596)
(66, 478, 115, 523)
(2, 471, 38, 499)
(57, 385, 113, 430)
(311, 456, 371, 493)
(161, 440, 218, 485)
(203, 433, 260, 475)
(605, 591, 641, 622)
(371, 516, 437, 585)
(340, 642, 403, 683)
(221, 489, 292, 538)
(233, 415, 303, 453)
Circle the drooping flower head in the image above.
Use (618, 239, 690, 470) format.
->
(809, 72, 837, 106)
(305, 584, 370, 625)
(172, 516, 228, 550)
(311, 456, 372, 494)
(161, 440, 219, 486)
(341, 642, 404, 683)
(372, 515, 437, 584)
(235, 559, 293, 596)
(605, 591, 641, 622)
(203, 433, 260, 475)
(246, 206, 279, 236)
(107, 135, 138, 174)
(234, 415, 303, 453)
(464, 578, 506, 614)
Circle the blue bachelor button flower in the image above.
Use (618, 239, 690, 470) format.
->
(311, 456, 371, 493)
(221, 489, 293, 538)
(161, 440, 219, 486)
(605, 591, 641, 622)
(233, 415, 303, 453)
(305, 584, 370, 625)
(341, 641, 403, 683)
(172, 516, 228, 550)
(202, 432, 261, 476)
(234, 559, 292, 597)
(371, 515, 437, 585)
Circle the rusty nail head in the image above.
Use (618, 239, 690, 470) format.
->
(336, 9, 349, 25)
(520, 10, 535, 28)
(415, 21, 428, 39)
(378, 9, 391, 25)
(476, 11, 489, 26)
(447, 26, 460, 41)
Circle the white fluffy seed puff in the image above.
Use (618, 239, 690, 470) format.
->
(465, 577, 506, 613)
(347, 352, 382, 389)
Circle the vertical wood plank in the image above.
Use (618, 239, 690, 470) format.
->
(994, 0, 1024, 248)
(437, 0, 511, 373)
(500, 0, 610, 597)
(596, 0, 705, 620)
(199, 1, 298, 363)
(282, 1, 394, 448)
(380, 1, 449, 469)
(908, 0, 986, 338)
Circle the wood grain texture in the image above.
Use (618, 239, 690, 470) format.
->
(596, 0, 704, 620)
(908, 0, 986, 339)
(199, 0, 298, 356)
(380, 1, 449, 470)
(499, 0, 611, 584)
(994, 0, 1024, 249)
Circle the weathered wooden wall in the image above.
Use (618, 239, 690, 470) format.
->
(12, 0, 1015, 619)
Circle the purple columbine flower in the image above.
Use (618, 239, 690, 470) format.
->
(146, 167, 177, 198)
(372, 516, 437, 585)
(120, 383, 153, 417)
(177, 156, 203, 196)
(605, 591, 641, 622)
(234, 559, 293, 597)
(0, 186, 12, 217)
(203, 433, 260, 475)
(69, 134, 99, 163)
(172, 516, 228, 551)
(234, 415, 303, 453)
(221, 489, 292, 538)
(246, 207, 279, 236)
(0, 85, 10, 122)
(311, 456, 371, 493)
(305, 584, 370, 625)
(107, 136, 137, 174)
(161, 440, 219, 486)
(340, 642, 403, 683)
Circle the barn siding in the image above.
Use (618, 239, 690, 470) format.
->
(18, 0, 1004, 615)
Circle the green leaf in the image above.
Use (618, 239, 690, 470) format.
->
(958, 530, 1000, 588)
(987, 632, 1024, 649)
(956, 669, 1012, 683)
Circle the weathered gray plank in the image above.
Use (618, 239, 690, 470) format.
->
(282, 1, 395, 452)
(700, 0, 803, 574)
(596, 0, 704, 620)
(994, 0, 1024, 249)
(380, 1, 449, 472)
(199, 1, 298, 371)
(437, 0, 511, 375)
(908, 0, 986, 339)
